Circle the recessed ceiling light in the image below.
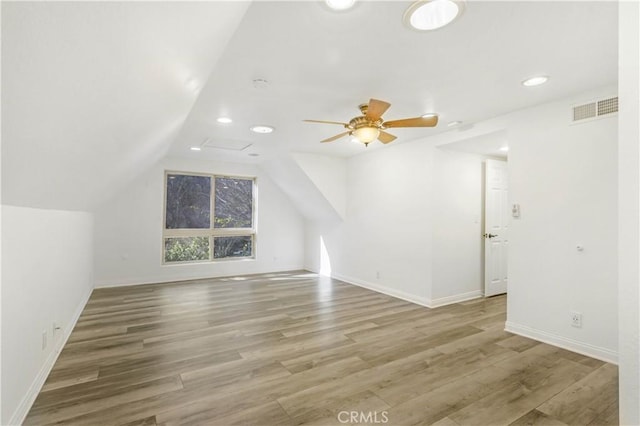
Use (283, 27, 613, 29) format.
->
(522, 75, 549, 87)
(190, 146, 202, 151)
(217, 117, 233, 124)
(250, 125, 275, 134)
(421, 113, 438, 119)
(325, 0, 356, 11)
(447, 120, 462, 127)
(499, 146, 509, 152)
(404, 0, 465, 31)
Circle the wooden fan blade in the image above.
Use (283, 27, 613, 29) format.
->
(383, 115, 438, 128)
(304, 119, 349, 126)
(378, 130, 397, 144)
(321, 131, 350, 143)
(366, 99, 391, 121)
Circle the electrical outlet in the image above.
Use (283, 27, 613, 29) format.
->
(42, 330, 48, 350)
(571, 311, 582, 328)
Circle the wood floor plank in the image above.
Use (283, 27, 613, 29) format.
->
(40, 365, 99, 392)
(372, 344, 517, 406)
(293, 390, 390, 426)
(587, 400, 619, 426)
(509, 409, 567, 425)
(448, 358, 593, 425)
(24, 271, 618, 426)
(25, 375, 183, 425)
(120, 416, 158, 426)
(497, 334, 542, 353)
(536, 363, 618, 425)
(431, 416, 461, 426)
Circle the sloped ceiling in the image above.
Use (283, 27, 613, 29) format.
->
(1, 1, 618, 211)
(1, 1, 250, 210)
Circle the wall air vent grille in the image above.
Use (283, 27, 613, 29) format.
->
(597, 97, 618, 116)
(571, 95, 618, 124)
(573, 103, 596, 121)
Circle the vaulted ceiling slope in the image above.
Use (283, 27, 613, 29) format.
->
(1, 1, 250, 211)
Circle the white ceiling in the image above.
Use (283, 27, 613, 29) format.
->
(173, 0, 618, 162)
(1, 1, 618, 210)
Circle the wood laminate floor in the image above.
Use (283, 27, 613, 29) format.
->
(25, 271, 618, 426)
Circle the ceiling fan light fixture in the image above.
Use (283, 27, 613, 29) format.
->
(353, 126, 380, 144)
(325, 0, 356, 11)
(404, 0, 464, 31)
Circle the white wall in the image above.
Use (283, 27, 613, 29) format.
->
(1, 205, 94, 425)
(431, 149, 487, 304)
(260, 154, 343, 225)
(506, 88, 618, 362)
(334, 141, 435, 304)
(618, 1, 640, 422)
(304, 139, 489, 307)
(94, 156, 305, 287)
(292, 153, 347, 220)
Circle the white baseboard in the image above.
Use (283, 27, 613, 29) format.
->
(429, 290, 483, 308)
(8, 286, 93, 426)
(332, 273, 431, 308)
(505, 321, 618, 364)
(331, 274, 483, 309)
(95, 266, 305, 288)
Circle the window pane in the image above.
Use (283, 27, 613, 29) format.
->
(214, 236, 252, 259)
(165, 174, 211, 229)
(214, 177, 253, 228)
(164, 237, 210, 263)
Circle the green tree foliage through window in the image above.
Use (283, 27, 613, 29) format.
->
(165, 237, 210, 262)
(165, 174, 210, 229)
(214, 236, 252, 259)
(163, 172, 255, 263)
(214, 177, 253, 228)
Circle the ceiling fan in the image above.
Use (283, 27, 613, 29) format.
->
(304, 98, 438, 147)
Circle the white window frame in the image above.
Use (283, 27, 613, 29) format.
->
(162, 171, 257, 264)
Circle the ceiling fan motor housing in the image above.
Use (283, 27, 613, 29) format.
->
(349, 115, 383, 130)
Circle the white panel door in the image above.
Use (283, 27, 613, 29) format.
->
(484, 159, 508, 297)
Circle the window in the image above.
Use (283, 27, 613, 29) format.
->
(163, 172, 256, 263)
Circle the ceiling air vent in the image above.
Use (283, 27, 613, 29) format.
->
(571, 96, 618, 124)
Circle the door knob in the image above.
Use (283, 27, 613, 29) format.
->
(483, 233, 498, 239)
